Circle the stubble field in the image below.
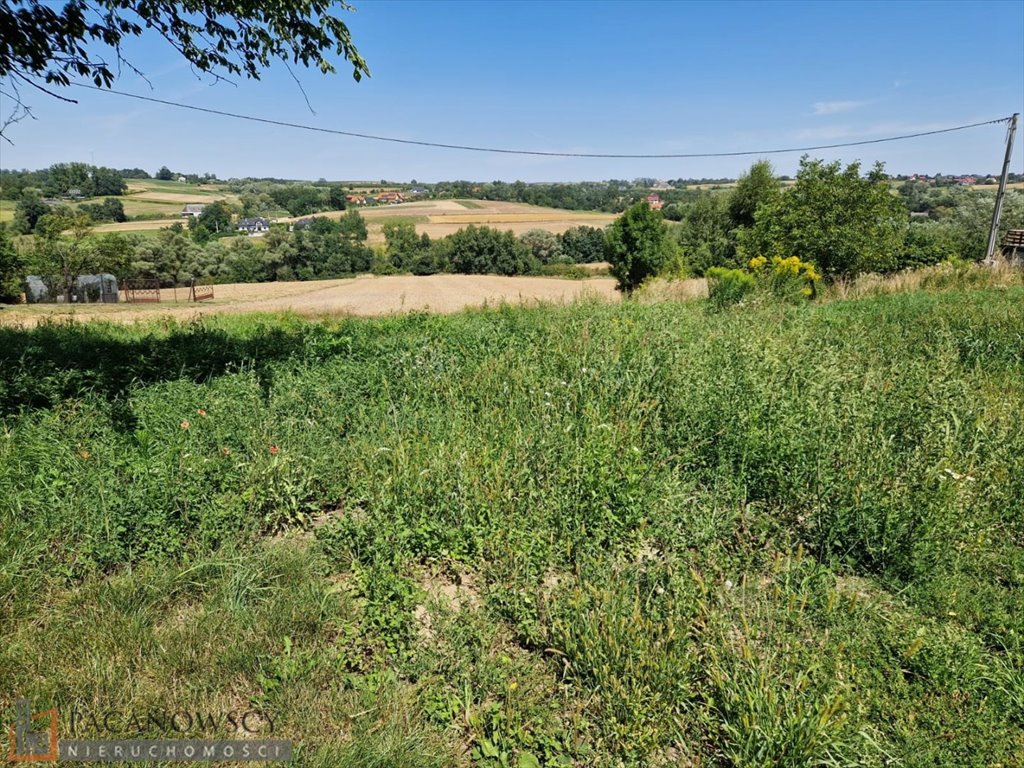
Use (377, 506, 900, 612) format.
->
(0, 274, 619, 326)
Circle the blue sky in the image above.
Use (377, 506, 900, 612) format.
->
(2, 0, 1022, 181)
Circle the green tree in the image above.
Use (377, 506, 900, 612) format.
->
(519, 229, 565, 265)
(728, 160, 781, 230)
(29, 212, 97, 300)
(605, 202, 678, 292)
(329, 185, 348, 210)
(12, 191, 49, 233)
(338, 209, 368, 242)
(132, 226, 204, 285)
(382, 221, 429, 271)
(79, 197, 126, 223)
(91, 166, 127, 196)
(559, 225, 606, 263)
(746, 157, 908, 277)
(156, 166, 174, 181)
(92, 233, 133, 275)
(45, 162, 92, 196)
(677, 193, 733, 275)
(0, 225, 26, 302)
(446, 225, 534, 276)
(193, 200, 233, 241)
(945, 189, 1024, 261)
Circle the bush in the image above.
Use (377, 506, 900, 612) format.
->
(447, 225, 536, 276)
(559, 226, 606, 264)
(518, 229, 565, 266)
(749, 255, 821, 301)
(745, 158, 908, 277)
(706, 267, 755, 307)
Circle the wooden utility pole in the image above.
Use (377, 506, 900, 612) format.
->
(986, 112, 1019, 262)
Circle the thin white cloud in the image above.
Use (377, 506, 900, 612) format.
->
(812, 100, 869, 116)
(795, 119, 969, 142)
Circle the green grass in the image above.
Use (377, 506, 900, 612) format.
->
(0, 198, 15, 222)
(366, 214, 430, 226)
(1, 288, 1023, 766)
(128, 179, 234, 197)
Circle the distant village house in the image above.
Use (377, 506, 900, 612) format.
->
(181, 203, 206, 218)
(237, 217, 270, 235)
(644, 193, 664, 210)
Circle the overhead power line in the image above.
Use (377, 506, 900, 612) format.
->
(72, 84, 1013, 159)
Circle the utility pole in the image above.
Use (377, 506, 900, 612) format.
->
(985, 112, 1019, 262)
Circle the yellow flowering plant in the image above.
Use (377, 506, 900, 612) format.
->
(746, 255, 820, 300)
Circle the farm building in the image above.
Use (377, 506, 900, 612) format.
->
(644, 193, 664, 210)
(181, 204, 206, 218)
(289, 217, 320, 232)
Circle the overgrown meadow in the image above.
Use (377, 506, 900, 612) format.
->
(2, 287, 1023, 766)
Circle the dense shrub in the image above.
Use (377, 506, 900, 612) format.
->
(706, 267, 755, 307)
(744, 158, 908, 277)
(559, 225, 607, 263)
(444, 225, 536, 276)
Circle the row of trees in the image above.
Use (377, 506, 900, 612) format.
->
(127, 218, 606, 286)
(431, 179, 704, 213)
(8, 193, 127, 234)
(660, 157, 1023, 282)
(605, 157, 1024, 292)
(0, 163, 126, 200)
(0, 210, 611, 300)
(3, 156, 1022, 300)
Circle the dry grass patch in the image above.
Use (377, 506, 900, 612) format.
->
(827, 261, 1024, 300)
(635, 277, 709, 303)
(0, 275, 618, 326)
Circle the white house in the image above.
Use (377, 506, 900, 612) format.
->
(237, 217, 271, 235)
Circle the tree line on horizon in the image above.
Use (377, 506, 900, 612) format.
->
(1, 156, 1022, 303)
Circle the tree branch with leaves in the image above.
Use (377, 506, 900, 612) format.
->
(0, 0, 370, 139)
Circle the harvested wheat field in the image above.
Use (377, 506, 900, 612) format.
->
(0, 274, 618, 326)
(280, 199, 618, 242)
(88, 199, 615, 237)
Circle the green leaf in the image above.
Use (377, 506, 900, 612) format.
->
(480, 738, 499, 758)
